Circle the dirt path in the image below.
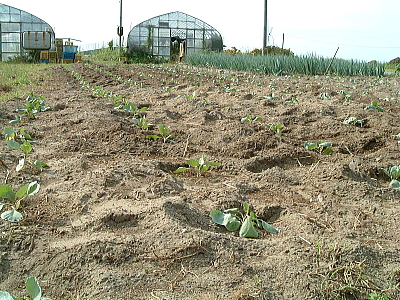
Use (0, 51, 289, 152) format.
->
(0, 63, 399, 299)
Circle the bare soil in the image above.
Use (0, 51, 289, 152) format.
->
(1, 62, 400, 300)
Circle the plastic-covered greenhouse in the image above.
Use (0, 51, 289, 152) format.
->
(0, 3, 54, 61)
(127, 11, 223, 60)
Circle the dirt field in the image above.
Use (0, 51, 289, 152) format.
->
(1, 62, 400, 300)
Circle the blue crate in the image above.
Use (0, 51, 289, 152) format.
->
(62, 52, 75, 59)
(63, 45, 78, 53)
(39, 59, 49, 64)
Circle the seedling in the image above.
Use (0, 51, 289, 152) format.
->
(0, 181, 40, 243)
(364, 101, 383, 112)
(174, 154, 220, 177)
(241, 115, 263, 123)
(114, 100, 147, 117)
(343, 117, 364, 127)
(0, 276, 52, 300)
(381, 165, 400, 189)
(6, 138, 48, 172)
(133, 116, 152, 130)
(210, 201, 279, 238)
(304, 141, 333, 155)
(266, 122, 283, 136)
(16, 92, 50, 119)
(186, 91, 197, 100)
(146, 124, 176, 143)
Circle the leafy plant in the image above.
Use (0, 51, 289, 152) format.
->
(381, 165, 400, 189)
(343, 117, 364, 127)
(133, 116, 152, 130)
(174, 154, 220, 177)
(16, 93, 50, 120)
(6, 138, 48, 172)
(304, 141, 333, 155)
(266, 122, 283, 135)
(364, 101, 383, 112)
(210, 201, 279, 238)
(241, 115, 263, 123)
(146, 124, 176, 143)
(0, 276, 52, 300)
(114, 100, 147, 117)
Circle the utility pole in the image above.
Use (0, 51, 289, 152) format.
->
(262, 0, 268, 55)
(118, 0, 123, 57)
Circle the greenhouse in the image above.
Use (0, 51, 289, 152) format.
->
(0, 3, 54, 61)
(127, 11, 223, 60)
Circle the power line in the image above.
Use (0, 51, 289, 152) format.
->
(285, 34, 400, 49)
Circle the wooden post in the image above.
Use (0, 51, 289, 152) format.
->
(325, 47, 339, 75)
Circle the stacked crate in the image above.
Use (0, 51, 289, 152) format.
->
(55, 38, 63, 63)
(61, 42, 78, 64)
(39, 51, 49, 63)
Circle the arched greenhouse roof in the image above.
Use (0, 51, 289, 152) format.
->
(127, 11, 223, 59)
(0, 3, 54, 61)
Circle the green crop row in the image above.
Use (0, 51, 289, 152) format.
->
(185, 52, 385, 77)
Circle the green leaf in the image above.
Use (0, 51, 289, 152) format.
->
(304, 142, 317, 150)
(224, 208, 239, 216)
(173, 167, 188, 173)
(0, 185, 15, 201)
(390, 180, 400, 189)
(4, 126, 15, 136)
(322, 147, 334, 155)
(25, 277, 42, 300)
(261, 220, 280, 233)
(1, 209, 23, 223)
(31, 160, 48, 172)
(210, 210, 225, 225)
(239, 215, 259, 238)
(20, 141, 32, 156)
(186, 159, 200, 168)
(0, 291, 15, 300)
(243, 202, 250, 215)
(6, 140, 20, 150)
(205, 161, 221, 166)
(16, 158, 25, 172)
(15, 183, 29, 199)
(210, 210, 241, 231)
(26, 181, 40, 196)
(319, 142, 332, 147)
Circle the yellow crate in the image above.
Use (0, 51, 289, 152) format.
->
(40, 51, 49, 59)
(49, 51, 58, 59)
(49, 59, 57, 63)
(64, 41, 73, 45)
(74, 55, 82, 62)
(61, 59, 74, 64)
(55, 38, 63, 46)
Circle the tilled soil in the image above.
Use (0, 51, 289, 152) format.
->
(0, 62, 400, 300)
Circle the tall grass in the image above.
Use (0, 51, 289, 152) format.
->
(185, 52, 385, 76)
(0, 62, 51, 102)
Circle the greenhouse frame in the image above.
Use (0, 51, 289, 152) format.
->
(0, 3, 54, 61)
(127, 11, 223, 60)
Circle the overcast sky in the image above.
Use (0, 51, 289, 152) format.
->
(4, 0, 400, 62)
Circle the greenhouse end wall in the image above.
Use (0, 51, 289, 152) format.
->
(127, 11, 223, 60)
(0, 3, 54, 61)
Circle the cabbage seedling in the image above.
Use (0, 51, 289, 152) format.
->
(304, 141, 333, 155)
(146, 124, 176, 143)
(16, 92, 50, 120)
(241, 115, 263, 123)
(381, 166, 400, 189)
(174, 154, 220, 177)
(343, 117, 364, 127)
(133, 116, 152, 130)
(266, 122, 283, 135)
(0, 276, 52, 300)
(364, 101, 383, 112)
(210, 201, 279, 238)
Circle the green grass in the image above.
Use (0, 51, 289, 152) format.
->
(185, 52, 386, 76)
(0, 62, 51, 102)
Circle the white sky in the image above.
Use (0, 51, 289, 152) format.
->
(4, 0, 400, 62)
